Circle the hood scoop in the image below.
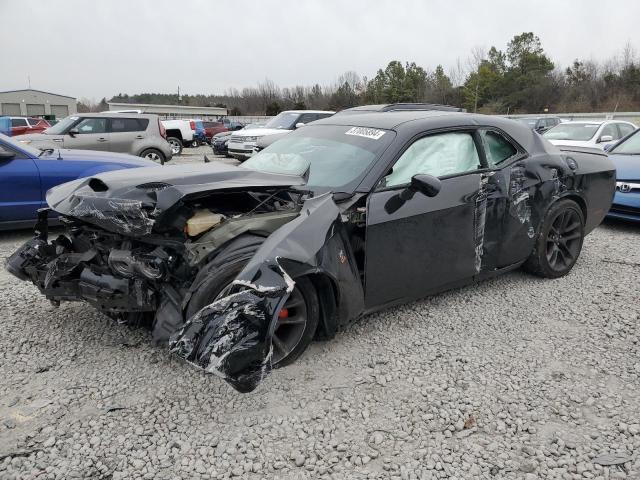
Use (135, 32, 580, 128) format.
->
(88, 178, 109, 192)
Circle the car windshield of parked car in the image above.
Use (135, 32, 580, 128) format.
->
(241, 125, 395, 193)
(543, 123, 600, 141)
(609, 130, 640, 155)
(263, 112, 300, 130)
(0, 133, 43, 156)
(44, 116, 79, 135)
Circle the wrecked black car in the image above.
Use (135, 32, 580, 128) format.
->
(6, 110, 616, 392)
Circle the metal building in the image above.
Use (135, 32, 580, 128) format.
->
(107, 102, 227, 120)
(0, 89, 77, 119)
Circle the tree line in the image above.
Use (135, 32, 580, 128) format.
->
(78, 32, 640, 115)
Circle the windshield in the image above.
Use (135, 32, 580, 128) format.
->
(543, 123, 600, 141)
(241, 125, 395, 193)
(610, 129, 640, 155)
(264, 112, 300, 130)
(44, 116, 79, 135)
(0, 132, 44, 156)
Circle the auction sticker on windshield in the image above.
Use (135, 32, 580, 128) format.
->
(345, 127, 386, 140)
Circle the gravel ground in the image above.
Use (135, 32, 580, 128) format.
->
(0, 150, 638, 479)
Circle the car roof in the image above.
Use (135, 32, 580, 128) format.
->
(311, 110, 554, 155)
(73, 112, 158, 119)
(339, 103, 465, 113)
(282, 110, 335, 114)
(558, 121, 603, 125)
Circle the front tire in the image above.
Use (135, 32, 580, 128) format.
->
(185, 254, 319, 368)
(523, 199, 585, 278)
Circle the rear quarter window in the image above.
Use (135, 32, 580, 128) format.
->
(481, 130, 518, 166)
(110, 118, 148, 132)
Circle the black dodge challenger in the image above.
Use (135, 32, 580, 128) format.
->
(6, 109, 615, 392)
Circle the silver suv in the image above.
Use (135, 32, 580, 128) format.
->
(19, 113, 173, 163)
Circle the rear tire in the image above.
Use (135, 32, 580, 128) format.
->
(185, 252, 318, 368)
(167, 137, 182, 155)
(523, 199, 585, 278)
(140, 148, 166, 163)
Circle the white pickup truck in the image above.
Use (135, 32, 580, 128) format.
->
(161, 119, 199, 155)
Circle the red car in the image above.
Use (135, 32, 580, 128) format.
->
(202, 121, 229, 142)
(11, 117, 51, 136)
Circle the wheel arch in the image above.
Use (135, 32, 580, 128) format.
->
(553, 192, 587, 224)
(165, 129, 183, 140)
(305, 272, 339, 340)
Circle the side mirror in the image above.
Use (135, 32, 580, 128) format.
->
(598, 135, 613, 143)
(295, 122, 305, 129)
(0, 150, 16, 161)
(410, 174, 442, 197)
(68, 128, 79, 137)
(384, 174, 441, 214)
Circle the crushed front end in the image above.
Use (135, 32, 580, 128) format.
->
(6, 209, 178, 314)
(6, 163, 365, 393)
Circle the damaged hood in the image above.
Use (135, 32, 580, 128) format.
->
(46, 162, 307, 235)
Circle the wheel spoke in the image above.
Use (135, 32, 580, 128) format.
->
(278, 316, 305, 325)
(562, 231, 581, 241)
(272, 334, 287, 355)
(558, 241, 574, 261)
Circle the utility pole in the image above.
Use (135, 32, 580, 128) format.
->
(28, 75, 31, 89)
(178, 86, 181, 102)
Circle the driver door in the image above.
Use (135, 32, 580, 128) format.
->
(63, 117, 110, 151)
(364, 131, 488, 309)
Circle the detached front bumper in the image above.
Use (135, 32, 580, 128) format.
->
(5, 210, 159, 312)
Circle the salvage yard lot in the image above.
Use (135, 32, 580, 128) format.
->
(0, 153, 639, 479)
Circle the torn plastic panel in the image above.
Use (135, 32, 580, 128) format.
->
(169, 194, 365, 392)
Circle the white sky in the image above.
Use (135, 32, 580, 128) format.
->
(2, 0, 639, 100)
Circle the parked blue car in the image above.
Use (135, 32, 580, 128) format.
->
(0, 133, 158, 230)
(605, 129, 640, 223)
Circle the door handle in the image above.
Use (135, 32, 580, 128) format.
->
(135, 135, 144, 139)
(97, 138, 107, 142)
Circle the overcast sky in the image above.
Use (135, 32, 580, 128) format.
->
(3, 0, 639, 101)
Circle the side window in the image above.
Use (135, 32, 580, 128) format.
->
(75, 118, 107, 134)
(110, 118, 147, 133)
(601, 124, 618, 140)
(298, 113, 318, 124)
(617, 123, 634, 138)
(11, 118, 28, 127)
(382, 132, 481, 188)
(480, 130, 518, 167)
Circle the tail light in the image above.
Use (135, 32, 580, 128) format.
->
(189, 120, 196, 130)
(159, 120, 166, 139)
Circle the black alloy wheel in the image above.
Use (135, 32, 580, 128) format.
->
(524, 199, 585, 278)
(545, 208, 583, 272)
(271, 284, 308, 364)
